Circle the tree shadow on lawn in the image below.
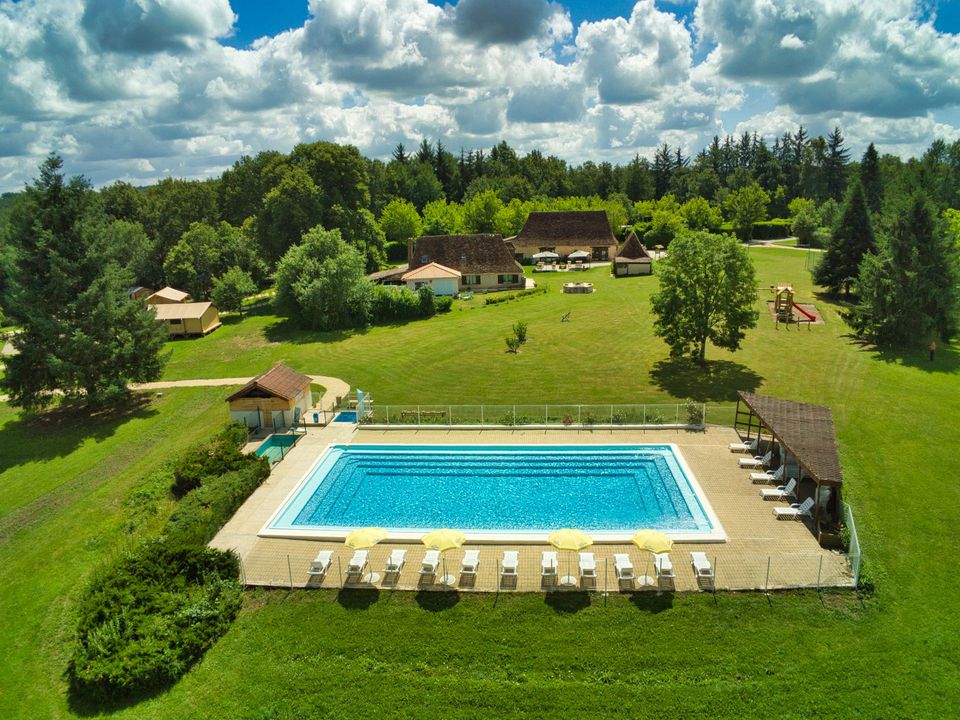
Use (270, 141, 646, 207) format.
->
(649, 358, 763, 402)
(262, 318, 369, 346)
(67, 681, 176, 717)
(0, 394, 157, 475)
(846, 334, 960, 374)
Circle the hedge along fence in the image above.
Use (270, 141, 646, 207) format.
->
(68, 423, 270, 702)
(719, 219, 793, 240)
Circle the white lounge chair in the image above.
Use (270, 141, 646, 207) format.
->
(614, 553, 634, 582)
(654, 553, 675, 580)
(461, 549, 480, 576)
(690, 552, 714, 581)
(419, 549, 440, 576)
(385, 549, 406, 574)
(541, 551, 558, 580)
(579, 552, 596, 579)
(739, 449, 773, 468)
(729, 438, 759, 453)
(346, 550, 368, 576)
(751, 465, 785, 484)
(307, 549, 333, 576)
(773, 497, 815, 520)
(760, 477, 798, 500)
(502, 550, 518, 578)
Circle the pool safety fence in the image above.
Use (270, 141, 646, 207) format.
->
(235, 545, 857, 594)
(359, 403, 713, 429)
(843, 502, 862, 587)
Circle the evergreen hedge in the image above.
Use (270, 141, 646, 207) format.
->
(68, 424, 270, 701)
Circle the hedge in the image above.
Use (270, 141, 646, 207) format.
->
(718, 219, 792, 240)
(69, 424, 271, 701)
(370, 284, 453, 323)
(484, 286, 549, 306)
(69, 542, 242, 699)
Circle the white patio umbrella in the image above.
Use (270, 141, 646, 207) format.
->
(533, 251, 559, 260)
(567, 250, 590, 259)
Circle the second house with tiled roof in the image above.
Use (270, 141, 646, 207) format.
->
(505, 210, 618, 263)
(406, 234, 526, 294)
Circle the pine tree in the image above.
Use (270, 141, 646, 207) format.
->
(1, 156, 168, 410)
(415, 138, 433, 164)
(391, 143, 408, 163)
(859, 143, 882, 214)
(825, 126, 850, 201)
(653, 143, 673, 199)
(851, 193, 959, 344)
(814, 180, 874, 296)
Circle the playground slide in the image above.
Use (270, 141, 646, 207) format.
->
(792, 303, 816, 321)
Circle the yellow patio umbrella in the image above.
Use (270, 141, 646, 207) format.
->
(632, 530, 673, 588)
(421, 528, 466, 552)
(631, 529, 674, 554)
(421, 529, 466, 586)
(345, 526, 388, 549)
(548, 529, 593, 585)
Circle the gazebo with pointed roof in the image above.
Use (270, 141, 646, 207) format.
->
(614, 231, 653, 276)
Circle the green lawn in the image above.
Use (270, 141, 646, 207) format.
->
(2, 248, 959, 717)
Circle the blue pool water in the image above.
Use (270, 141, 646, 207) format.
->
(333, 411, 358, 423)
(255, 434, 298, 464)
(268, 444, 715, 535)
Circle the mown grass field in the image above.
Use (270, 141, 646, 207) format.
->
(1, 247, 958, 718)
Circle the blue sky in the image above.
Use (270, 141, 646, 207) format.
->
(1, 0, 959, 191)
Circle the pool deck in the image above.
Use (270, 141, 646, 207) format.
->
(210, 425, 854, 593)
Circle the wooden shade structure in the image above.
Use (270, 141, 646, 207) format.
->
(734, 391, 844, 547)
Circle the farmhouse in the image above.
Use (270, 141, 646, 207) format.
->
(613, 231, 653, 276)
(151, 301, 221, 337)
(145, 286, 192, 304)
(226, 363, 313, 431)
(506, 210, 618, 263)
(401, 262, 461, 296)
(407, 234, 525, 293)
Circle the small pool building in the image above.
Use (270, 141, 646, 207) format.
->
(227, 363, 313, 431)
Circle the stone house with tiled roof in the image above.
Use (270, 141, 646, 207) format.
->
(406, 234, 525, 293)
(506, 211, 618, 262)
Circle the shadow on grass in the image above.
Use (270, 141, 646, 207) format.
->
(262, 317, 368, 346)
(628, 591, 674, 614)
(649, 358, 763, 402)
(415, 589, 461, 611)
(336, 588, 380, 610)
(67, 681, 175, 717)
(544, 591, 591, 614)
(0, 394, 157, 475)
(846, 335, 960, 374)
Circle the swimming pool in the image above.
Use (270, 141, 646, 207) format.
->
(254, 433, 299, 464)
(263, 444, 725, 542)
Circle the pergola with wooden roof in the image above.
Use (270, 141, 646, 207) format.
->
(734, 391, 844, 547)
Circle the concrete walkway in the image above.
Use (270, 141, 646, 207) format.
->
(131, 375, 351, 413)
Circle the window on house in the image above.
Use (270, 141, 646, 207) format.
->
(462, 275, 481, 285)
(498, 274, 520, 284)
(420, 255, 429, 264)
(169, 318, 183, 325)
(592, 247, 609, 260)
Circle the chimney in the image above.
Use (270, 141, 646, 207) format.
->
(407, 237, 415, 266)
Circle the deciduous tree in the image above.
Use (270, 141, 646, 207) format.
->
(650, 231, 759, 362)
(211, 266, 256, 317)
(723, 182, 769, 241)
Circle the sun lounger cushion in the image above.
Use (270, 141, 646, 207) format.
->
(614, 553, 634, 579)
(690, 552, 713, 578)
(347, 550, 368, 573)
(502, 551, 518, 575)
(386, 549, 406, 572)
(308, 550, 333, 575)
(461, 549, 480, 573)
(420, 549, 440, 573)
(654, 553, 675, 578)
(579, 552, 596, 577)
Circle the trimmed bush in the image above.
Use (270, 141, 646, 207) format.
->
(434, 295, 453, 313)
(484, 286, 548, 306)
(171, 422, 250, 497)
(69, 542, 242, 699)
(69, 423, 271, 701)
(370, 284, 452, 322)
(165, 464, 270, 547)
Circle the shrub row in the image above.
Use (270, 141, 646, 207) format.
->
(69, 424, 271, 701)
(484, 286, 548, 306)
(371, 284, 453, 323)
(69, 542, 242, 699)
(718, 218, 792, 240)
